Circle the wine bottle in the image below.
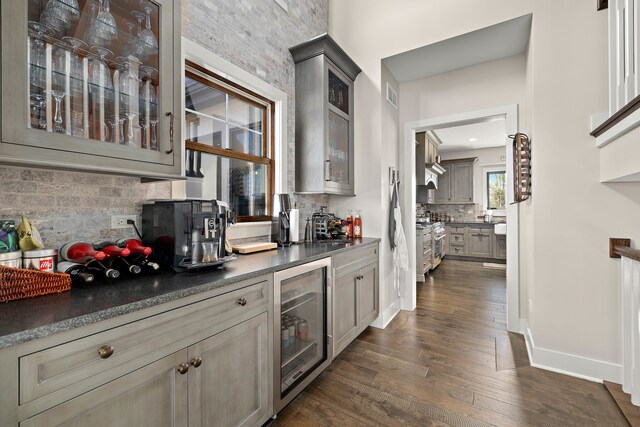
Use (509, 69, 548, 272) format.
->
(114, 256, 143, 274)
(60, 242, 106, 263)
(86, 260, 120, 279)
(137, 257, 160, 271)
(57, 261, 95, 284)
(116, 238, 152, 256)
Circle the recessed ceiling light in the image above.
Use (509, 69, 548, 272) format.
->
(468, 138, 478, 142)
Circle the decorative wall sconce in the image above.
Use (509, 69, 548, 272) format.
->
(510, 133, 531, 203)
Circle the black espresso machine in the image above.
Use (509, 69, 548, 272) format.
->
(142, 200, 236, 272)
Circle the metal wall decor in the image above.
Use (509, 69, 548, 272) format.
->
(510, 133, 531, 203)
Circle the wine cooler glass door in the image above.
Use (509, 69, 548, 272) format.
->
(274, 257, 331, 411)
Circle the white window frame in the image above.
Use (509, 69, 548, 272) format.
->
(482, 165, 507, 215)
(173, 38, 288, 239)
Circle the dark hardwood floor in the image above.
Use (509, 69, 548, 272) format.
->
(272, 259, 628, 426)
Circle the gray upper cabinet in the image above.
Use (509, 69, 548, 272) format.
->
(432, 157, 477, 204)
(0, 0, 183, 179)
(290, 34, 361, 195)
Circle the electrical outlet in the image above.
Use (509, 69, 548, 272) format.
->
(111, 215, 136, 229)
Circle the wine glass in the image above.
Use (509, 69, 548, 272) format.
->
(46, 90, 66, 134)
(62, 36, 87, 95)
(139, 65, 158, 117)
(97, 0, 118, 40)
(28, 22, 50, 92)
(122, 112, 139, 148)
(130, 11, 148, 61)
(30, 94, 47, 130)
(89, 46, 114, 92)
(85, 1, 111, 47)
(139, 4, 159, 54)
(116, 57, 140, 112)
(109, 115, 126, 144)
(148, 117, 159, 150)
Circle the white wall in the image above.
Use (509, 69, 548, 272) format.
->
(440, 146, 507, 211)
(329, 0, 640, 382)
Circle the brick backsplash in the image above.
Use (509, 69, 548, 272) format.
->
(0, 165, 170, 248)
(0, 0, 330, 248)
(417, 203, 483, 222)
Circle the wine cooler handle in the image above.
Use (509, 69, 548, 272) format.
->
(166, 112, 174, 154)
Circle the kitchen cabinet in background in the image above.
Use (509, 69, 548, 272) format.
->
(332, 244, 379, 357)
(432, 158, 477, 204)
(416, 227, 432, 282)
(467, 226, 492, 257)
(290, 34, 361, 196)
(445, 223, 505, 260)
(0, 0, 183, 179)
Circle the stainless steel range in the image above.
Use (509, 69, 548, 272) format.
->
(431, 222, 446, 269)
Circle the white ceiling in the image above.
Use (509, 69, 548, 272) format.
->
(382, 14, 532, 83)
(432, 120, 506, 153)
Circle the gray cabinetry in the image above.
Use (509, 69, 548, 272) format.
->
(332, 244, 379, 357)
(416, 228, 432, 282)
(467, 227, 492, 257)
(2, 275, 273, 427)
(433, 158, 477, 204)
(0, 0, 183, 179)
(290, 34, 361, 195)
(494, 235, 507, 259)
(449, 226, 466, 256)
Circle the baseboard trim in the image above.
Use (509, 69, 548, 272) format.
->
(523, 321, 622, 384)
(370, 299, 401, 329)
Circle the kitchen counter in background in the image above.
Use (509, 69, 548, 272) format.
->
(447, 221, 506, 227)
(0, 238, 380, 349)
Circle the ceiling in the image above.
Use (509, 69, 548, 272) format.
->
(432, 120, 506, 153)
(382, 14, 532, 83)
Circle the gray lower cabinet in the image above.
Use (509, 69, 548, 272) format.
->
(467, 227, 492, 257)
(21, 350, 189, 427)
(1, 0, 183, 179)
(290, 34, 361, 195)
(2, 275, 273, 427)
(494, 235, 507, 259)
(332, 244, 379, 358)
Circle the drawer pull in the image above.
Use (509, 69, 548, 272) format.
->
(190, 356, 202, 368)
(238, 297, 247, 306)
(98, 345, 114, 359)
(177, 363, 189, 375)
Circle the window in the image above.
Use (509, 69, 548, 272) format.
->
(184, 61, 274, 222)
(486, 171, 506, 210)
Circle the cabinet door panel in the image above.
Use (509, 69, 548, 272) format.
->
(452, 163, 473, 203)
(20, 350, 188, 427)
(495, 235, 507, 259)
(434, 164, 450, 202)
(333, 273, 358, 357)
(467, 230, 491, 257)
(188, 312, 269, 427)
(358, 263, 378, 329)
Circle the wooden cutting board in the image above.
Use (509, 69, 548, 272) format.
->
(232, 242, 278, 254)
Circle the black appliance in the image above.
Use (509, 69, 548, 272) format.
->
(272, 194, 292, 246)
(142, 200, 236, 272)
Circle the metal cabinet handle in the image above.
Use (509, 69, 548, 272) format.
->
(190, 356, 202, 368)
(238, 297, 247, 306)
(98, 345, 114, 359)
(324, 160, 331, 181)
(177, 363, 189, 375)
(165, 112, 174, 154)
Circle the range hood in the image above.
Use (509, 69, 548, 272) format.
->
(421, 169, 438, 190)
(426, 162, 446, 176)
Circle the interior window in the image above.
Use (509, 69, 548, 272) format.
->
(184, 61, 274, 221)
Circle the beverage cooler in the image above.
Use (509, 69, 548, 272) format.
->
(274, 258, 332, 412)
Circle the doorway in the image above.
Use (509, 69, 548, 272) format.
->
(400, 105, 521, 333)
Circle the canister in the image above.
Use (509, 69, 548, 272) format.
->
(281, 326, 290, 349)
(23, 249, 58, 273)
(0, 251, 22, 268)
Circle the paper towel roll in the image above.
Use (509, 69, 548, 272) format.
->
(289, 208, 300, 242)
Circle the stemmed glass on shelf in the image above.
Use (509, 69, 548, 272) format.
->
(28, 21, 51, 130)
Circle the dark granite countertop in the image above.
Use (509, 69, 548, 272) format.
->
(0, 238, 380, 349)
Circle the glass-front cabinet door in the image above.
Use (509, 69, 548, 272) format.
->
(0, 0, 182, 178)
(325, 62, 354, 195)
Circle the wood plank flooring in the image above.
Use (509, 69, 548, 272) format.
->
(272, 259, 628, 426)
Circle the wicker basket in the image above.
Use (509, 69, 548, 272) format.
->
(0, 265, 71, 302)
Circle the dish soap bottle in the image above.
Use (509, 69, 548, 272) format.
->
(353, 211, 362, 238)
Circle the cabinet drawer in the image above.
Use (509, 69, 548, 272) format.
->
(333, 244, 378, 275)
(468, 227, 491, 237)
(19, 279, 269, 406)
(450, 246, 465, 255)
(450, 233, 465, 244)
